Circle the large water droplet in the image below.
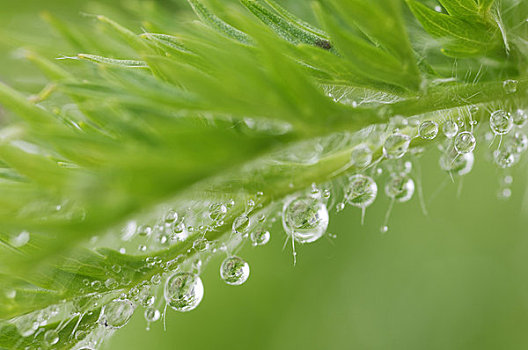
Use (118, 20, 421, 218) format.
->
(383, 133, 411, 159)
(419, 121, 439, 140)
(442, 120, 459, 138)
(220, 256, 250, 286)
(345, 175, 378, 208)
(11, 231, 30, 248)
(282, 195, 329, 244)
(164, 272, 204, 312)
(506, 131, 528, 153)
(454, 131, 476, 154)
(100, 299, 135, 329)
(385, 175, 415, 203)
(350, 144, 372, 168)
(490, 110, 513, 135)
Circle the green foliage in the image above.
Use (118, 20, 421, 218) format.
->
(0, 0, 526, 348)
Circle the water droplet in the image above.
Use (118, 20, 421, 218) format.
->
(232, 215, 250, 235)
(144, 307, 160, 322)
(193, 238, 209, 252)
(282, 195, 329, 244)
(439, 151, 474, 176)
(350, 144, 372, 168)
(336, 202, 345, 212)
(494, 149, 519, 168)
(503, 79, 518, 94)
(251, 230, 270, 246)
(15, 314, 39, 337)
(506, 131, 528, 153)
(11, 231, 30, 248)
(209, 203, 227, 222)
(44, 329, 59, 346)
(498, 188, 512, 200)
(105, 278, 118, 289)
(419, 121, 439, 140)
(380, 225, 388, 233)
(345, 175, 378, 208)
(389, 115, 408, 130)
(164, 210, 178, 224)
(385, 175, 415, 202)
(454, 131, 476, 154)
(513, 109, 527, 127)
(164, 272, 204, 312)
(220, 256, 250, 286)
(137, 225, 152, 237)
(383, 133, 411, 159)
(490, 110, 513, 135)
(138, 244, 147, 252)
(100, 299, 135, 329)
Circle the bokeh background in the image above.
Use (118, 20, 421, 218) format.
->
(1, 1, 528, 350)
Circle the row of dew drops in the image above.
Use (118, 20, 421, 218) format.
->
(10, 103, 528, 349)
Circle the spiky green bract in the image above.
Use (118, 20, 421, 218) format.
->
(0, 0, 526, 348)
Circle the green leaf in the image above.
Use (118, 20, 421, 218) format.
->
(186, 0, 252, 44)
(406, 0, 500, 57)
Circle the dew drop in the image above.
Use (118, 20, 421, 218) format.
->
(250, 230, 270, 246)
(232, 215, 250, 235)
(350, 144, 372, 168)
(503, 79, 518, 94)
(144, 307, 160, 322)
(164, 272, 204, 312)
(494, 149, 519, 168)
(385, 175, 415, 203)
(439, 151, 474, 176)
(383, 133, 411, 159)
(345, 175, 378, 208)
(506, 131, 528, 153)
(282, 195, 329, 244)
(220, 256, 250, 286)
(100, 299, 135, 329)
(513, 109, 527, 127)
(163, 210, 178, 224)
(43, 329, 59, 346)
(209, 203, 227, 222)
(454, 131, 476, 154)
(490, 110, 513, 136)
(11, 231, 30, 248)
(193, 238, 209, 252)
(419, 121, 439, 140)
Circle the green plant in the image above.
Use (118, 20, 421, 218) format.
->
(0, 0, 527, 348)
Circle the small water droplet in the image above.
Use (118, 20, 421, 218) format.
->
(11, 231, 30, 248)
(385, 175, 415, 202)
(345, 175, 378, 208)
(100, 299, 135, 329)
(251, 230, 270, 246)
(419, 121, 439, 140)
(220, 256, 250, 286)
(383, 133, 411, 159)
(494, 149, 519, 168)
(439, 151, 474, 176)
(490, 110, 513, 135)
(513, 109, 528, 127)
(144, 307, 160, 322)
(503, 80, 518, 94)
(164, 272, 204, 312)
(44, 330, 59, 346)
(350, 144, 372, 168)
(442, 120, 458, 139)
(232, 215, 250, 235)
(454, 132, 476, 154)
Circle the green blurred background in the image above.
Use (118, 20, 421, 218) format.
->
(1, 1, 528, 349)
